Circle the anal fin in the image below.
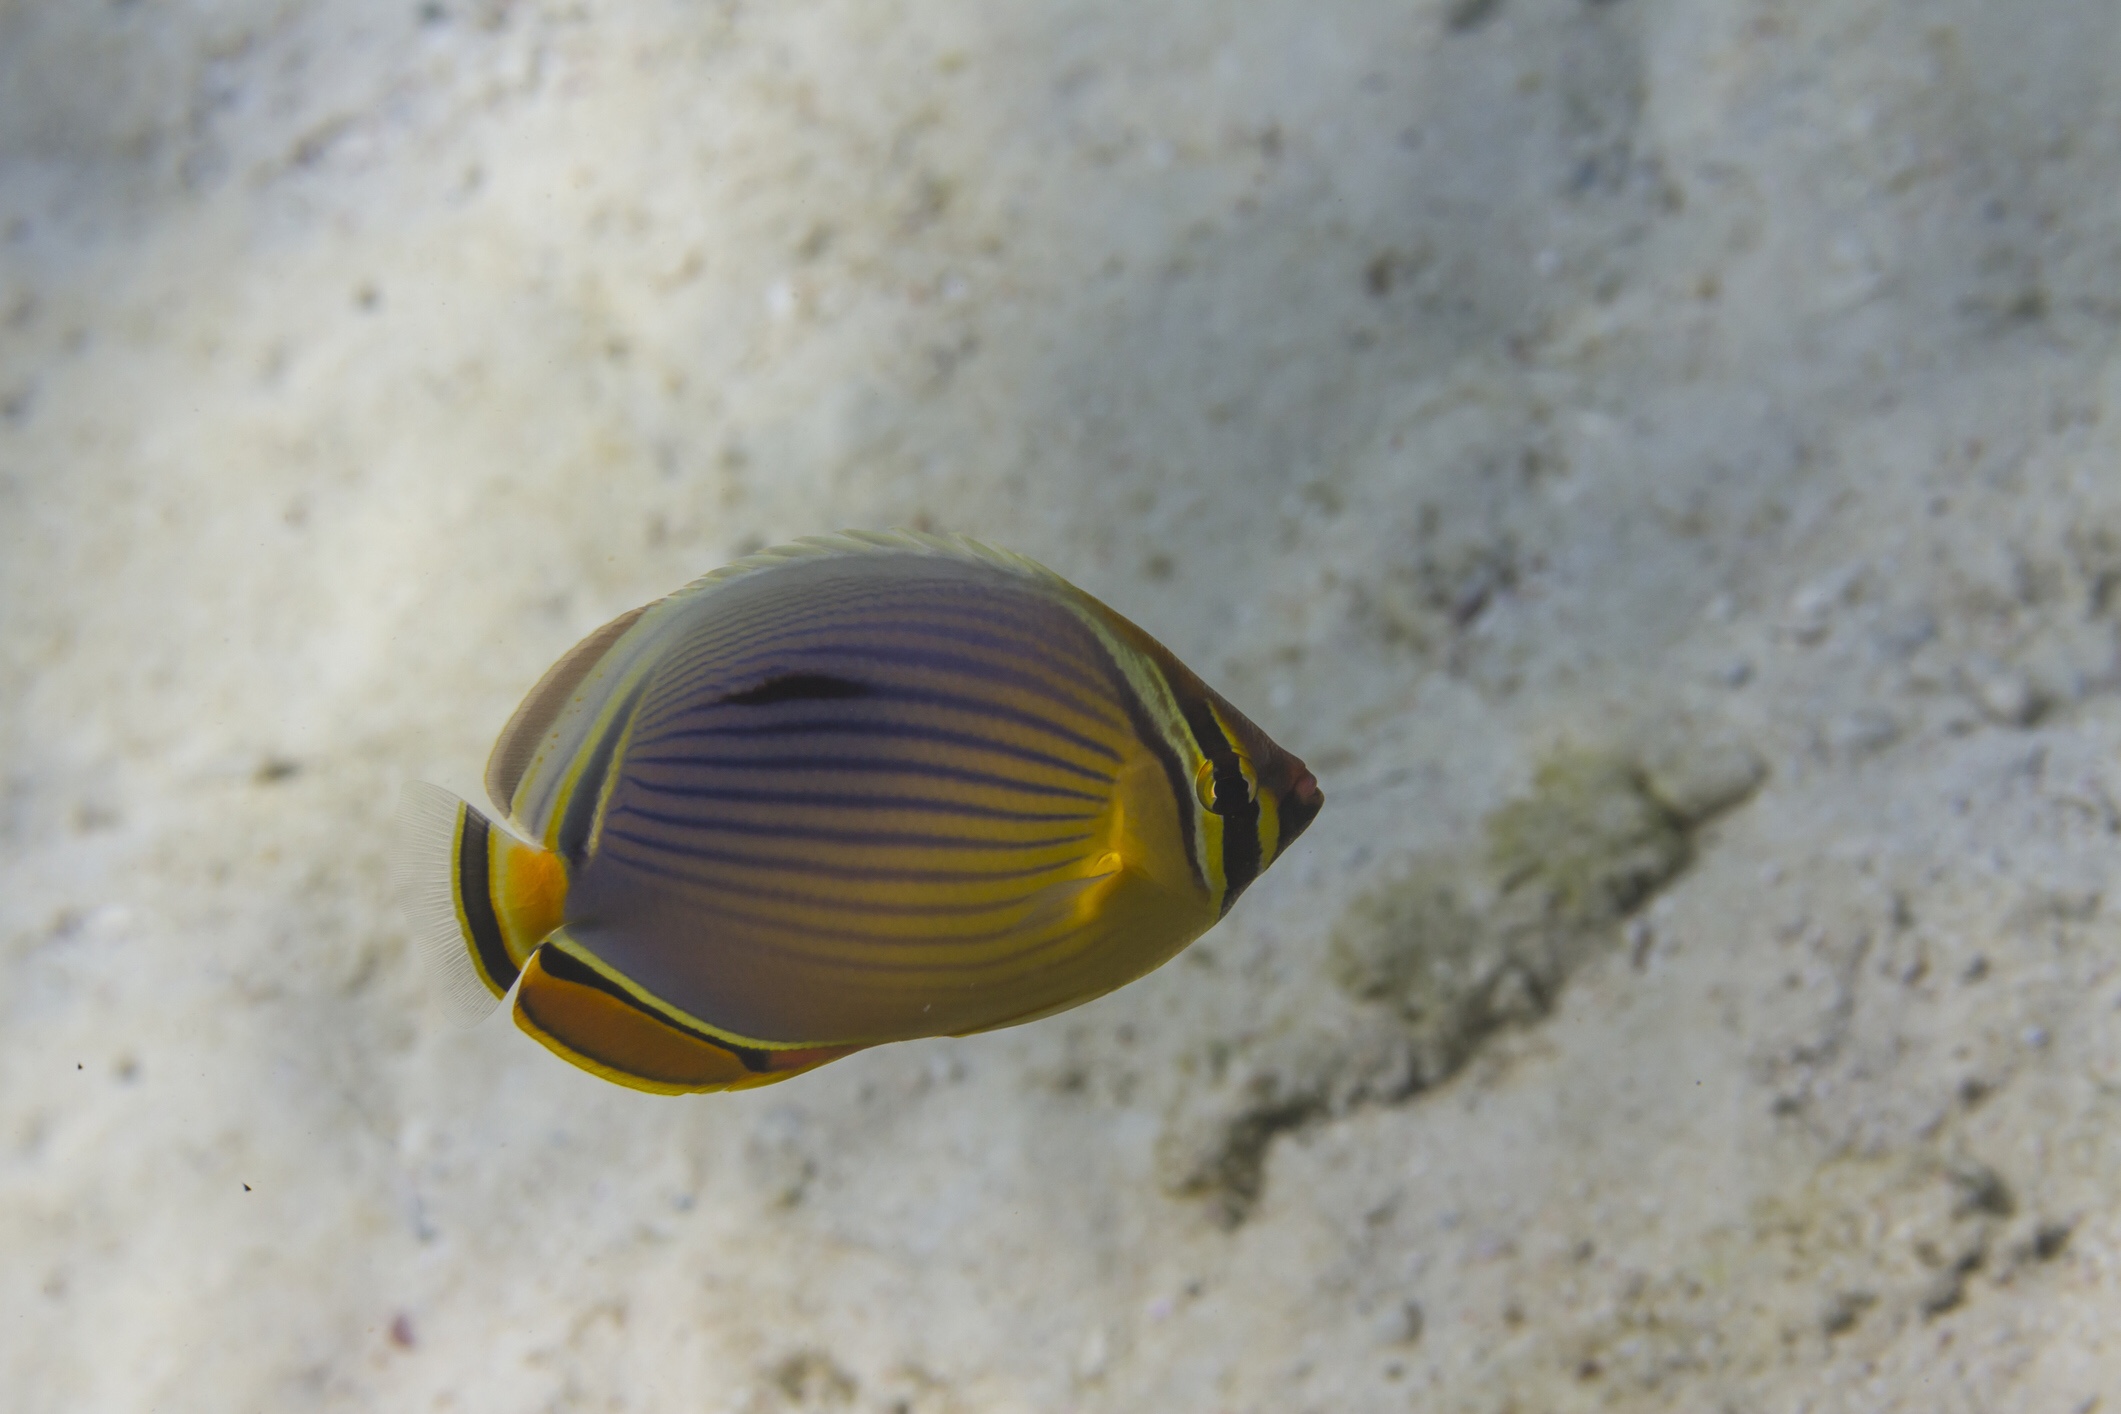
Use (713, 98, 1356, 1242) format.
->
(512, 936, 860, 1095)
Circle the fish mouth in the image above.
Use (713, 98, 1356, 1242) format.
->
(1280, 767, 1324, 846)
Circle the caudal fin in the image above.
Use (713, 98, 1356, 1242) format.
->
(393, 782, 569, 1027)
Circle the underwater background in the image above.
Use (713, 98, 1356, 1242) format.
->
(4, 1, 2121, 1409)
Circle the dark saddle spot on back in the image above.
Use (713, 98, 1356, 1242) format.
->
(720, 673, 871, 706)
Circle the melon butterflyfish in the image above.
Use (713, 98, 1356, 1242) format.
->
(396, 531, 1323, 1094)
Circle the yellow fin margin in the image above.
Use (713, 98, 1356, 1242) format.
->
(394, 783, 510, 1026)
(512, 937, 862, 1094)
(395, 782, 570, 1028)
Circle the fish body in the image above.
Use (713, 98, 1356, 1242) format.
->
(398, 532, 1322, 1093)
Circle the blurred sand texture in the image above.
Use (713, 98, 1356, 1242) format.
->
(5, 1, 2121, 1410)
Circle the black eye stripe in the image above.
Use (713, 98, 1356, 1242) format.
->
(1177, 701, 1262, 913)
(1201, 757, 1251, 811)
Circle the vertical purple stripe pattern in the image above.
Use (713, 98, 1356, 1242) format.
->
(562, 551, 1173, 1045)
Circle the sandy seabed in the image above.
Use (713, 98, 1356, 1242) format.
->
(4, 2, 2121, 1410)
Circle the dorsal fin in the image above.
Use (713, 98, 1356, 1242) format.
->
(661, 529, 1073, 604)
(485, 605, 646, 816)
(488, 531, 1095, 845)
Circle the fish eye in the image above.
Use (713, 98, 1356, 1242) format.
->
(1194, 752, 1259, 814)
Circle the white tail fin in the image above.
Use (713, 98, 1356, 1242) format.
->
(393, 782, 510, 1026)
